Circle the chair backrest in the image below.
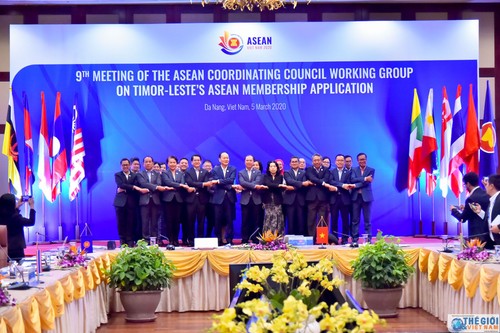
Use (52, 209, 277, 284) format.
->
(345, 289, 364, 313)
(0, 226, 8, 268)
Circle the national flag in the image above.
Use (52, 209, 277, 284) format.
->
(421, 89, 438, 196)
(2, 89, 22, 196)
(23, 92, 34, 197)
(463, 84, 480, 174)
(50, 92, 68, 201)
(449, 84, 465, 198)
(69, 96, 85, 201)
(439, 87, 453, 198)
(408, 88, 423, 196)
(37, 91, 52, 202)
(479, 81, 498, 179)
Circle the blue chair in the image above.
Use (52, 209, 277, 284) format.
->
(345, 289, 364, 313)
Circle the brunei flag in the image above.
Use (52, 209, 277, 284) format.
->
(2, 89, 22, 196)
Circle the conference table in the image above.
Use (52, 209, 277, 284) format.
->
(0, 244, 498, 333)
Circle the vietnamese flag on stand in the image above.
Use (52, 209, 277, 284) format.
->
(463, 84, 480, 174)
(408, 89, 423, 196)
(50, 92, 68, 202)
(315, 216, 329, 244)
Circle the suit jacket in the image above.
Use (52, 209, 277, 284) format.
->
(328, 168, 352, 205)
(451, 187, 490, 239)
(113, 171, 138, 207)
(210, 165, 237, 205)
(283, 168, 306, 206)
(488, 194, 500, 245)
(305, 166, 330, 202)
(239, 169, 263, 205)
(136, 170, 162, 206)
(184, 167, 211, 204)
(262, 174, 284, 205)
(0, 209, 35, 257)
(161, 169, 185, 203)
(350, 166, 375, 202)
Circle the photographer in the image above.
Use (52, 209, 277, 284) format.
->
(0, 193, 36, 260)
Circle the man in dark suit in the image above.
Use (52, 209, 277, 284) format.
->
(450, 172, 490, 245)
(184, 154, 213, 245)
(210, 152, 238, 245)
(161, 156, 188, 246)
(328, 154, 353, 245)
(305, 153, 332, 238)
(283, 156, 310, 235)
(113, 158, 148, 247)
(350, 152, 375, 247)
(473, 174, 500, 248)
(238, 155, 264, 244)
(137, 156, 165, 242)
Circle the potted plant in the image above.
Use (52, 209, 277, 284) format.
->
(351, 231, 415, 318)
(106, 239, 176, 322)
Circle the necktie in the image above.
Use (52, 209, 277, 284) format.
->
(196, 169, 199, 180)
(148, 172, 151, 182)
(338, 170, 342, 180)
(248, 170, 252, 180)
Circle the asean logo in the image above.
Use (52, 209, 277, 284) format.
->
(219, 31, 243, 55)
(481, 122, 497, 153)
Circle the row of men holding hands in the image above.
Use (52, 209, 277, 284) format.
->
(113, 152, 375, 247)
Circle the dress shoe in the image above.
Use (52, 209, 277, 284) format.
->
(350, 242, 359, 248)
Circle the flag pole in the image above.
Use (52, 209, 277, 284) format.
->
(75, 193, 80, 241)
(41, 199, 47, 242)
(58, 185, 63, 241)
(443, 196, 448, 235)
(431, 190, 435, 235)
(418, 178, 423, 235)
(456, 191, 462, 236)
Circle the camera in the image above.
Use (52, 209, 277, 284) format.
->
(21, 195, 31, 202)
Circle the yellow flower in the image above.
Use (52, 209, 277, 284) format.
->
(297, 280, 312, 297)
(238, 280, 264, 294)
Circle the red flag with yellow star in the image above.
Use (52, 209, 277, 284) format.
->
(316, 216, 329, 244)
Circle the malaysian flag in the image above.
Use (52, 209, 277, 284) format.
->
(50, 92, 68, 202)
(23, 92, 34, 197)
(69, 96, 85, 201)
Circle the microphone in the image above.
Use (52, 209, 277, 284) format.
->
(248, 228, 260, 244)
(0, 245, 31, 290)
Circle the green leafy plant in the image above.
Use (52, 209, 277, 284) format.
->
(352, 231, 415, 289)
(106, 240, 176, 292)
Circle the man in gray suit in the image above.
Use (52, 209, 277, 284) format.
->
(114, 158, 148, 247)
(283, 156, 311, 235)
(350, 152, 375, 247)
(239, 155, 265, 243)
(137, 156, 166, 242)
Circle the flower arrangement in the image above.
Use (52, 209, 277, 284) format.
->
(457, 239, 491, 262)
(249, 230, 291, 251)
(0, 286, 15, 307)
(210, 249, 383, 333)
(57, 247, 88, 268)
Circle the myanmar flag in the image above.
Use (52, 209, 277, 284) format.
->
(408, 89, 423, 196)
